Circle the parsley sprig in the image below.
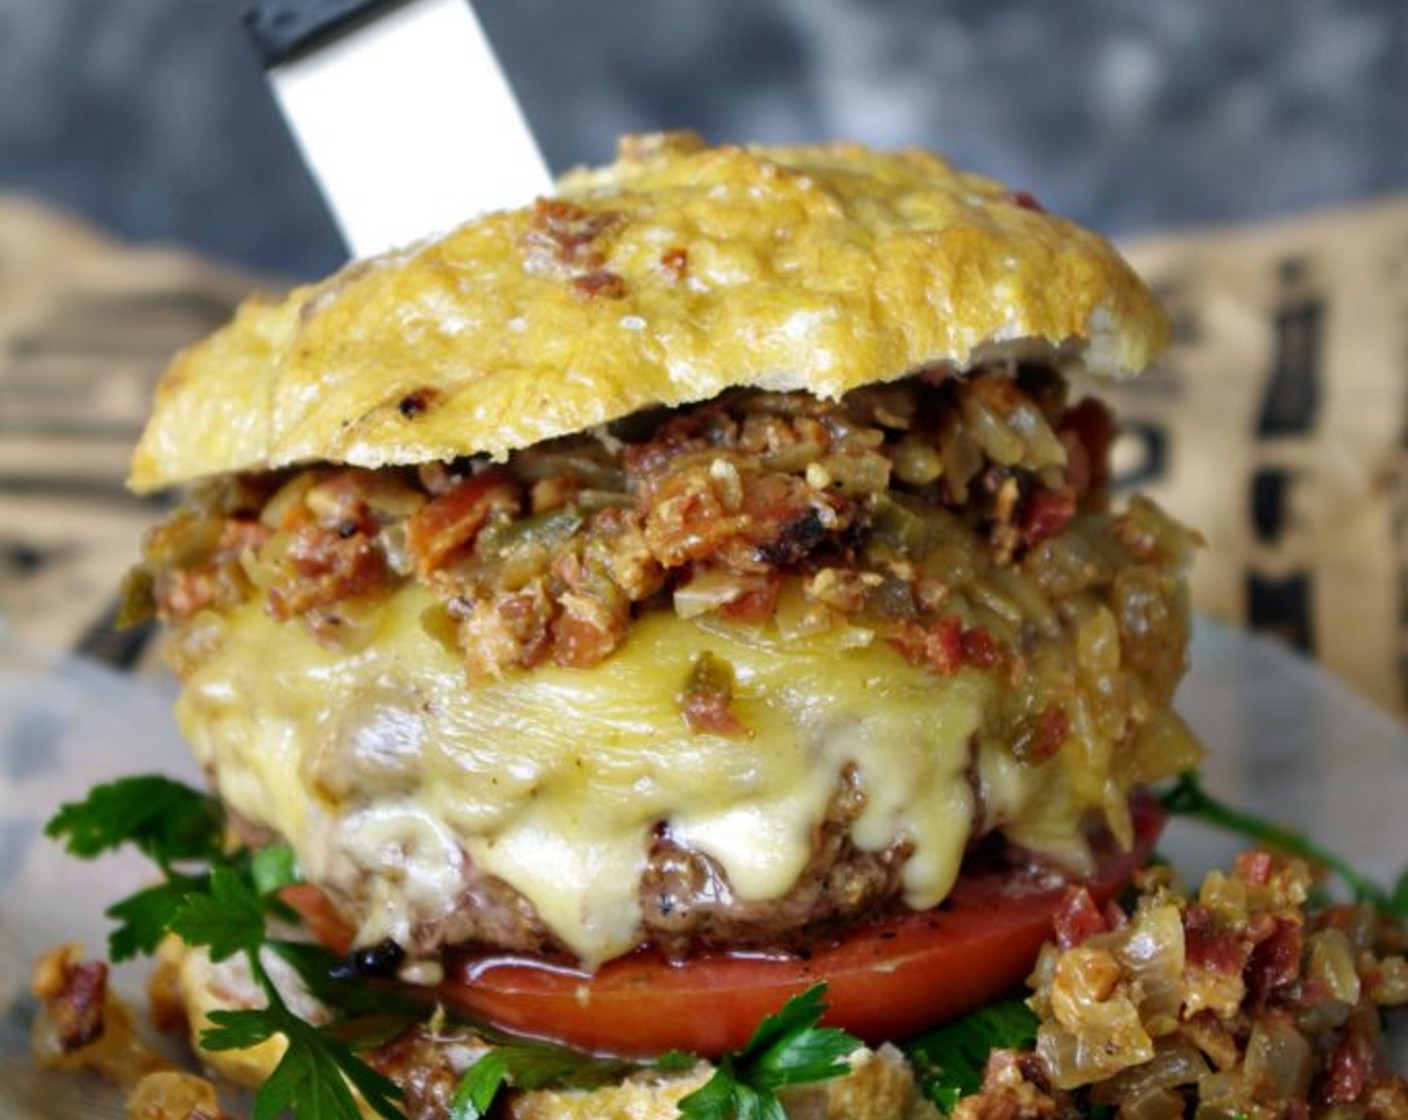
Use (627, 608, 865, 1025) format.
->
(449, 1039, 695, 1120)
(46, 776, 406, 1120)
(1160, 770, 1408, 915)
(903, 998, 1038, 1114)
(450, 984, 858, 1120)
(676, 985, 859, 1120)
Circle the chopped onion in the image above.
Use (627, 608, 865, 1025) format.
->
(673, 568, 751, 619)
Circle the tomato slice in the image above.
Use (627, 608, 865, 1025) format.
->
(280, 883, 356, 958)
(433, 797, 1163, 1058)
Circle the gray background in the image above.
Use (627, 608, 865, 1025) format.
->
(1, 0, 1405, 278)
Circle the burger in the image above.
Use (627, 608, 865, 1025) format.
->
(44, 132, 1227, 1117)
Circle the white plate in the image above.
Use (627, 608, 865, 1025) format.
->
(1, 619, 1405, 1116)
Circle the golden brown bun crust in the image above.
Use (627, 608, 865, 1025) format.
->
(130, 131, 1167, 492)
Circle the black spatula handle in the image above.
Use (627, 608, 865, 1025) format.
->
(241, 0, 402, 67)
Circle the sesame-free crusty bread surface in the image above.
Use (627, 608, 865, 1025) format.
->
(129, 131, 1167, 492)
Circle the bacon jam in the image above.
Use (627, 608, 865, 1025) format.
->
(960, 856, 1408, 1120)
(136, 363, 1158, 684)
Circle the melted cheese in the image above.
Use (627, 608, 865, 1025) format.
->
(176, 587, 1023, 966)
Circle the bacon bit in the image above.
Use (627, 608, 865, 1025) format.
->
(397, 388, 440, 419)
(455, 584, 555, 680)
(890, 614, 961, 675)
(1059, 398, 1116, 497)
(641, 459, 844, 573)
(959, 625, 1000, 668)
(592, 506, 665, 600)
(1054, 887, 1109, 949)
(642, 468, 753, 567)
(1009, 190, 1046, 212)
(551, 596, 626, 668)
(1013, 705, 1069, 764)
(742, 476, 846, 569)
(1059, 430, 1092, 497)
(890, 615, 1003, 678)
(660, 247, 690, 281)
(405, 469, 521, 577)
(156, 569, 222, 619)
(752, 503, 831, 568)
(1020, 487, 1077, 547)
(1102, 900, 1130, 932)
(32, 947, 108, 1052)
(152, 516, 269, 621)
(1247, 916, 1304, 1006)
(1322, 1023, 1378, 1105)
(718, 573, 782, 624)
(1236, 850, 1276, 887)
(548, 554, 629, 667)
(1184, 904, 1247, 975)
(266, 528, 387, 624)
(218, 516, 271, 555)
(523, 199, 620, 271)
(571, 269, 627, 300)
(679, 651, 750, 737)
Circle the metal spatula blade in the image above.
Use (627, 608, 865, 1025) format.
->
(244, 0, 553, 259)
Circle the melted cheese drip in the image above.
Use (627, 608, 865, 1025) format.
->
(177, 587, 1020, 966)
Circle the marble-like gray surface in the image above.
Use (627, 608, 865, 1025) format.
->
(0, 0, 1405, 277)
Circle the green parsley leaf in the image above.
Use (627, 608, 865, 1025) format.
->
(1388, 868, 1408, 919)
(202, 1006, 283, 1052)
(449, 1033, 695, 1118)
(169, 865, 266, 963)
(45, 775, 223, 866)
(251, 841, 301, 896)
(903, 997, 1039, 1113)
(52, 769, 412, 1120)
(449, 1052, 507, 1120)
(741, 988, 855, 1090)
(1160, 771, 1394, 908)
(677, 985, 859, 1120)
(497, 1044, 637, 1091)
(253, 1024, 366, 1120)
(104, 873, 205, 962)
(681, 1067, 786, 1120)
(203, 1000, 404, 1120)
